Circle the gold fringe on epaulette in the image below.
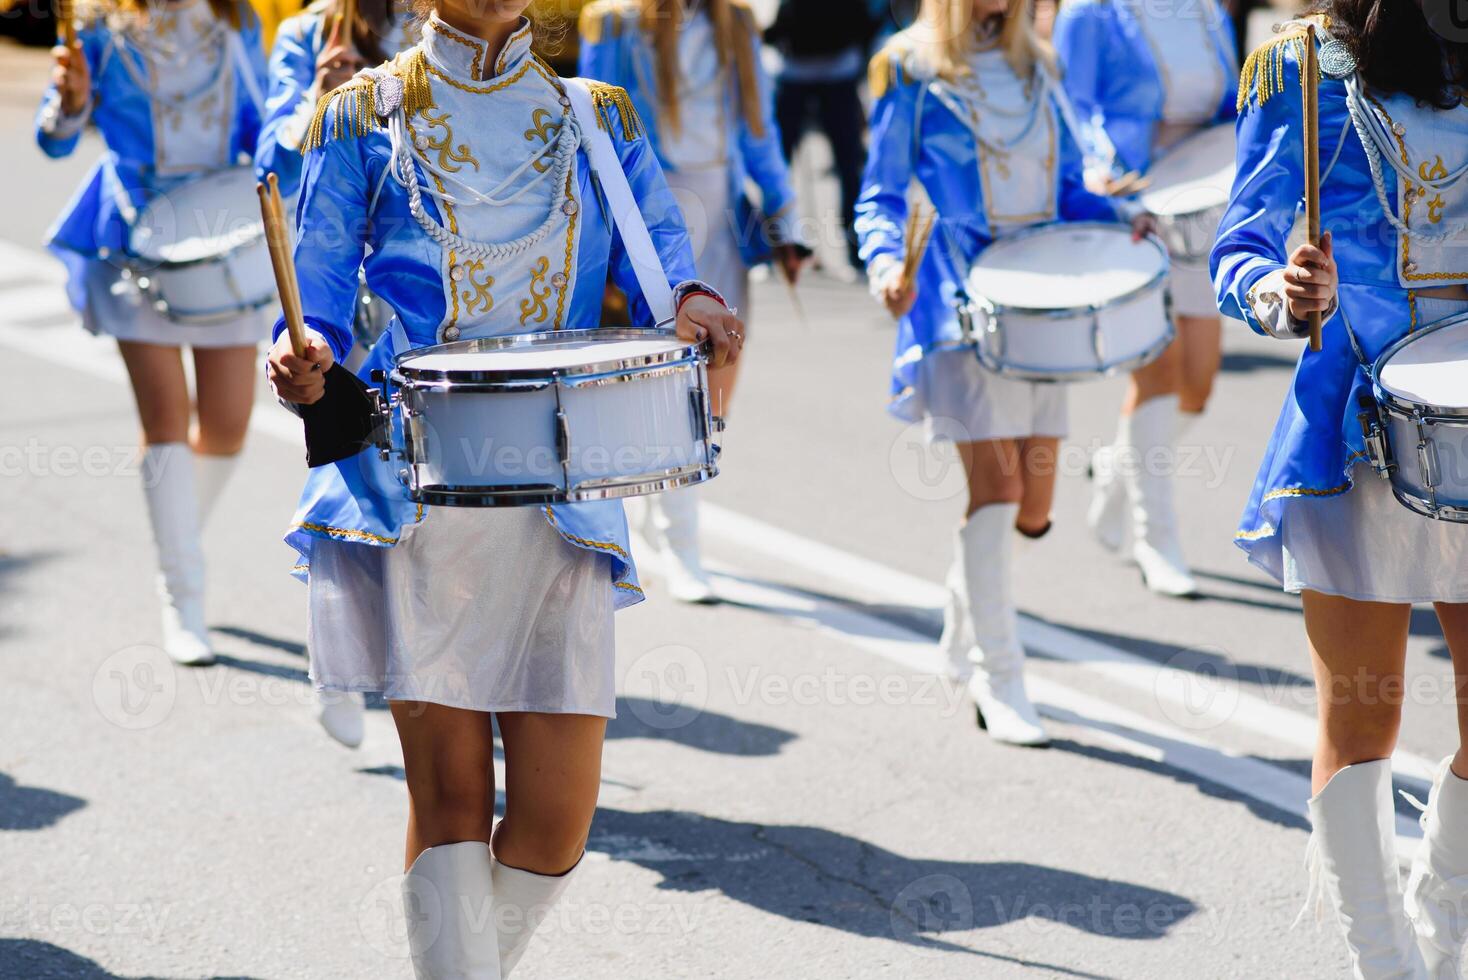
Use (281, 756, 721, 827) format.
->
(587, 81, 643, 141)
(1236, 29, 1309, 113)
(301, 49, 435, 154)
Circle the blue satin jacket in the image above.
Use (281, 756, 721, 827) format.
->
(280, 22, 701, 608)
(1052, 0, 1237, 174)
(35, 5, 268, 309)
(1211, 27, 1433, 554)
(576, 0, 796, 265)
(256, 0, 418, 197)
(854, 42, 1120, 418)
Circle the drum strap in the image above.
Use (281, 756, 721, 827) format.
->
(562, 77, 676, 324)
(227, 31, 265, 115)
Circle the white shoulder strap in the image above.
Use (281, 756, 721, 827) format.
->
(562, 77, 675, 323)
(228, 31, 265, 114)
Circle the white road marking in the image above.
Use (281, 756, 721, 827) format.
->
(0, 238, 1435, 855)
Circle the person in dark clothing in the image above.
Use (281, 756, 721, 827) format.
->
(766, 0, 882, 273)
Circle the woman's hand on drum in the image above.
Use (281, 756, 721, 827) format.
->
(678, 294, 743, 368)
(314, 17, 364, 95)
(51, 41, 90, 117)
(1129, 212, 1158, 242)
(1284, 232, 1337, 323)
(268, 330, 336, 405)
(880, 268, 917, 320)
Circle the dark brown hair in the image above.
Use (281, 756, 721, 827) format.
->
(1320, 0, 1468, 107)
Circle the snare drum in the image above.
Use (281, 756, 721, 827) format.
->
(126, 167, 277, 323)
(962, 223, 1174, 382)
(375, 330, 721, 507)
(1140, 125, 1237, 264)
(1360, 312, 1468, 521)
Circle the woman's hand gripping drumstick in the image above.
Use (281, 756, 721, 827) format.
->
(50, 0, 88, 119)
(1284, 231, 1337, 328)
(260, 174, 335, 405)
(879, 204, 934, 320)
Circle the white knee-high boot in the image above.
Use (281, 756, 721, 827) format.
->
(1304, 761, 1427, 979)
(1119, 395, 1199, 597)
(403, 842, 500, 980)
(491, 855, 582, 976)
(937, 533, 973, 684)
(648, 487, 715, 604)
(141, 443, 212, 666)
(1407, 756, 1468, 977)
(1087, 432, 1128, 553)
(193, 451, 239, 529)
(958, 503, 1047, 747)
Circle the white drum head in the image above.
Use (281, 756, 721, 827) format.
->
(132, 167, 264, 265)
(968, 225, 1167, 310)
(1140, 125, 1237, 217)
(1379, 317, 1468, 408)
(402, 337, 690, 374)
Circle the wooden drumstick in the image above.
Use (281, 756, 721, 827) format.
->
(900, 205, 936, 293)
(1303, 24, 1323, 352)
(257, 174, 307, 358)
(339, 0, 356, 37)
(58, 0, 76, 46)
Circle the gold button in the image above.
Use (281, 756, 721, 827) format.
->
(1393, 123, 1406, 137)
(551, 272, 568, 288)
(562, 200, 579, 216)
(450, 265, 465, 282)
(443, 325, 461, 341)
(1405, 262, 1419, 274)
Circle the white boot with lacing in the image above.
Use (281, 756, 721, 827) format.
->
(957, 503, 1048, 747)
(1406, 755, 1468, 978)
(141, 443, 213, 666)
(1301, 760, 1427, 979)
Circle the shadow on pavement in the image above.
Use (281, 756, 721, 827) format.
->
(588, 806, 1191, 975)
(609, 697, 797, 757)
(1220, 350, 1296, 374)
(212, 625, 304, 657)
(0, 771, 85, 831)
(0, 939, 262, 979)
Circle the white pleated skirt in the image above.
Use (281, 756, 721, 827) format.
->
(915, 349, 1069, 445)
(1169, 261, 1218, 319)
(306, 506, 617, 717)
(81, 259, 270, 348)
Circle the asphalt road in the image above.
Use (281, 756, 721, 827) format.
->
(0, 38, 1456, 980)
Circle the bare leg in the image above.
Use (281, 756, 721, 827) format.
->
(1302, 590, 1411, 794)
(391, 701, 498, 870)
(1016, 437, 1060, 534)
(956, 438, 1023, 517)
(190, 345, 256, 455)
(1433, 603, 1468, 777)
(492, 712, 606, 875)
(117, 341, 189, 444)
(1175, 314, 1222, 416)
(1123, 333, 1182, 413)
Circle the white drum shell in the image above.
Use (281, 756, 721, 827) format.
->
(128, 167, 277, 323)
(389, 333, 718, 506)
(971, 285, 1173, 381)
(1371, 314, 1468, 520)
(965, 224, 1174, 382)
(1141, 125, 1237, 264)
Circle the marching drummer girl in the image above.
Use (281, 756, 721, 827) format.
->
(1214, 8, 1468, 973)
(578, 0, 803, 604)
(266, 0, 741, 973)
(37, 0, 270, 666)
(856, 0, 1153, 746)
(1053, 0, 1238, 597)
(255, 0, 418, 747)
(256, 0, 419, 198)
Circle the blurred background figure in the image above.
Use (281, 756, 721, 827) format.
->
(764, 0, 881, 278)
(580, 0, 803, 605)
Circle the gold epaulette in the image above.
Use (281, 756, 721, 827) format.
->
(1236, 21, 1319, 114)
(301, 51, 433, 154)
(868, 49, 905, 101)
(577, 0, 634, 44)
(586, 81, 644, 141)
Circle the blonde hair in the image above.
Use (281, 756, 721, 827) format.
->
(640, 0, 763, 140)
(909, 0, 1054, 83)
(82, 0, 243, 29)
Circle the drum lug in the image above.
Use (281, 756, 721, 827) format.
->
(555, 409, 572, 469)
(1356, 394, 1396, 478)
(1416, 417, 1441, 516)
(370, 387, 393, 458)
(710, 415, 727, 434)
(1089, 308, 1106, 370)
